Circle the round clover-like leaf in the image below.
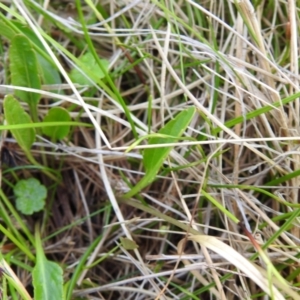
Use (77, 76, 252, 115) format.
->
(14, 178, 47, 215)
(42, 107, 71, 141)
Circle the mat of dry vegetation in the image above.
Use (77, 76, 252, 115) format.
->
(1, 1, 300, 299)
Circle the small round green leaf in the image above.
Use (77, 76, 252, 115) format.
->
(42, 107, 71, 141)
(14, 178, 47, 215)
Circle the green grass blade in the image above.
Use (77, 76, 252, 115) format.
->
(65, 234, 103, 300)
(202, 190, 239, 223)
(75, 0, 139, 139)
(0, 224, 34, 261)
(0, 121, 91, 131)
(0, 188, 35, 247)
(212, 91, 300, 135)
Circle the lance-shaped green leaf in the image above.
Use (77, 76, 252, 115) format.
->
(9, 34, 41, 105)
(124, 107, 196, 198)
(33, 229, 63, 300)
(42, 107, 71, 141)
(3, 94, 35, 153)
(4, 95, 59, 182)
(11, 22, 62, 91)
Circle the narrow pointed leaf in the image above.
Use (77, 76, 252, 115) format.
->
(3, 95, 35, 152)
(143, 107, 196, 171)
(124, 107, 196, 198)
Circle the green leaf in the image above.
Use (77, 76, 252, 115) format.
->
(4, 94, 36, 152)
(16, 26, 62, 89)
(0, 20, 16, 40)
(33, 259, 63, 300)
(4, 21, 62, 91)
(37, 54, 62, 92)
(9, 34, 41, 105)
(124, 107, 196, 198)
(14, 178, 47, 215)
(33, 230, 63, 300)
(0, 19, 62, 94)
(11, 21, 45, 49)
(143, 107, 196, 171)
(120, 237, 139, 250)
(42, 107, 71, 141)
(69, 52, 109, 86)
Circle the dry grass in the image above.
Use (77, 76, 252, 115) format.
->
(1, 0, 300, 299)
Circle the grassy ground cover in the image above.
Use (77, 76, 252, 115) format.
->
(0, 0, 300, 299)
